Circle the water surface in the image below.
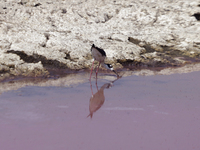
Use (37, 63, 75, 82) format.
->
(0, 70, 200, 150)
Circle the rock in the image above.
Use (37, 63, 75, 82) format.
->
(0, 0, 200, 80)
(0, 50, 48, 81)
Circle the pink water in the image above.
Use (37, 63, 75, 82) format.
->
(0, 71, 200, 150)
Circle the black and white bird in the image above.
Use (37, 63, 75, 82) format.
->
(89, 44, 119, 80)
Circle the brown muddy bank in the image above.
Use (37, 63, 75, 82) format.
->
(1, 62, 200, 96)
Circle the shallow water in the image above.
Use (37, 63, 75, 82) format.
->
(0, 70, 200, 150)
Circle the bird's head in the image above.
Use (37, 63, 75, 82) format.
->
(104, 64, 113, 70)
(103, 63, 119, 77)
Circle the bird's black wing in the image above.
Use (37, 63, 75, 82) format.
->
(91, 44, 106, 57)
(96, 47, 106, 57)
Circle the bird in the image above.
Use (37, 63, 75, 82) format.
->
(89, 44, 119, 80)
(88, 75, 121, 118)
(87, 83, 108, 118)
(88, 80, 114, 118)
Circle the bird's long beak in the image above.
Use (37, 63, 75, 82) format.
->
(112, 70, 119, 77)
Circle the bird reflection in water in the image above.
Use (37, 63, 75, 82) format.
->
(88, 76, 121, 118)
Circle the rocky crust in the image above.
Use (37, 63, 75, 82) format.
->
(0, 0, 200, 81)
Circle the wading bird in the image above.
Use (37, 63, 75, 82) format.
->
(89, 44, 119, 80)
(88, 75, 121, 118)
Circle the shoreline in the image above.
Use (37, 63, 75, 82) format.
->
(1, 62, 200, 95)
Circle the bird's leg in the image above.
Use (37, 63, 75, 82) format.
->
(96, 62, 100, 78)
(89, 60, 95, 80)
(89, 80, 94, 96)
(95, 74, 99, 90)
(95, 78, 99, 91)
